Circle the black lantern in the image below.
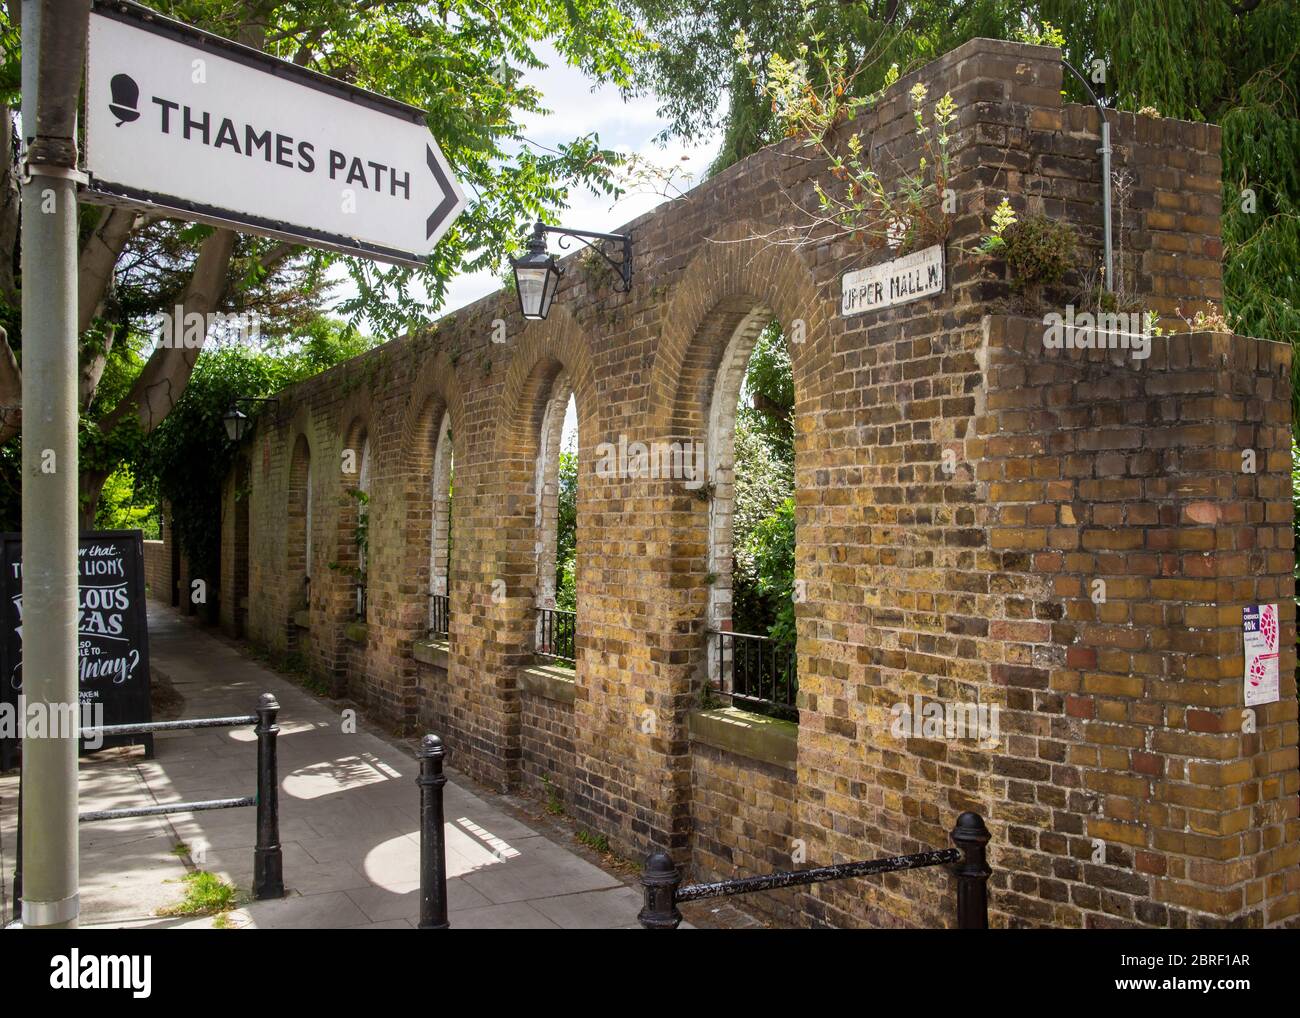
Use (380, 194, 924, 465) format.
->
(510, 223, 562, 320)
(223, 406, 250, 442)
(223, 397, 278, 443)
(510, 220, 631, 321)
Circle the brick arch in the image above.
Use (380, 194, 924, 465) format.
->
(495, 306, 598, 457)
(467, 308, 598, 787)
(284, 430, 312, 648)
(646, 221, 832, 435)
(398, 353, 467, 645)
(643, 224, 830, 707)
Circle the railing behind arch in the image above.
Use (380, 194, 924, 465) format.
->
(535, 607, 576, 666)
(711, 630, 797, 720)
(428, 593, 449, 638)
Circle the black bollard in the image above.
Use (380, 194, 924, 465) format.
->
(637, 852, 683, 929)
(950, 811, 991, 929)
(253, 693, 284, 900)
(417, 733, 449, 929)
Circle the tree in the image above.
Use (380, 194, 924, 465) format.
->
(0, 0, 649, 520)
(141, 318, 376, 594)
(631, 1, 1300, 423)
(555, 444, 577, 610)
(629, 0, 1019, 174)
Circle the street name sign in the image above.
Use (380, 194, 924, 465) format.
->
(83, 1, 466, 267)
(841, 244, 945, 316)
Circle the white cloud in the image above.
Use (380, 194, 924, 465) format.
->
(337, 40, 720, 321)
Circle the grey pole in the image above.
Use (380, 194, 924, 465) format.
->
(1061, 57, 1113, 293)
(18, 0, 91, 929)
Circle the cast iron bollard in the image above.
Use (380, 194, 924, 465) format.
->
(950, 810, 991, 929)
(417, 733, 449, 929)
(253, 693, 285, 899)
(637, 852, 683, 929)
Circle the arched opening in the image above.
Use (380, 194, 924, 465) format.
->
(428, 412, 453, 637)
(533, 380, 577, 666)
(707, 319, 797, 720)
(286, 433, 312, 637)
(336, 420, 370, 622)
(232, 454, 251, 638)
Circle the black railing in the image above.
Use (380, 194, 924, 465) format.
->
(428, 593, 449, 639)
(638, 812, 991, 929)
(535, 606, 576, 666)
(12, 694, 286, 907)
(712, 630, 797, 720)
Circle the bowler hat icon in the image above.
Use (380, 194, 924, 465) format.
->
(109, 74, 140, 125)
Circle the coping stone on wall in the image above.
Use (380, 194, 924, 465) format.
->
(518, 664, 577, 704)
(689, 707, 798, 770)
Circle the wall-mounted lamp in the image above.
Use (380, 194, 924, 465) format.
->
(223, 396, 279, 443)
(510, 220, 632, 321)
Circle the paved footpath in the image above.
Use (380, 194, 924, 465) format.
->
(0, 604, 659, 929)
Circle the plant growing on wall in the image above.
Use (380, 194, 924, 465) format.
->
(978, 197, 1079, 308)
(734, 33, 957, 252)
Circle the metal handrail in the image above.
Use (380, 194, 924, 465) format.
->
(12, 694, 287, 907)
(638, 812, 992, 929)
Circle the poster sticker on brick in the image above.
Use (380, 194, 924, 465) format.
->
(841, 244, 944, 316)
(1242, 604, 1280, 706)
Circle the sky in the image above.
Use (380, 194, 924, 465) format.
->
(375, 40, 723, 446)
(379, 40, 719, 317)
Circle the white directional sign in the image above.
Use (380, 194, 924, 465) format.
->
(83, 2, 466, 267)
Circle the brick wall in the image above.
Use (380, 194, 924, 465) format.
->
(142, 539, 168, 602)
(519, 685, 576, 804)
(690, 741, 801, 925)
(227, 38, 1297, 928)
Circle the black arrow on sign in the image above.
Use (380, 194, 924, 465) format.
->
(426, 145, 458, 242)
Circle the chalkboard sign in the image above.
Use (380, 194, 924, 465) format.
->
(0, 530, 153, 770)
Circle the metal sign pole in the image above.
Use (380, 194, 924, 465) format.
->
(18, 0, 89, 929)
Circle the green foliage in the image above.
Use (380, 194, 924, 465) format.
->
(1014, 19, 1067, 48)
(576, 829, 610, 853)
(142, 320, 374, 590)
(555, 442, 577, 610)
(1036, 0, 1300, 429)
(542, 774, 565, 816)
(95, 465, 159, 537)
(1000, 213, 1078, 302)
(978, 196, 1018, 255)
(636, 1, 1300, 428)
(739, 322, 794, 459)
(158, 870, 238, 917)
(732, 325, 795, 641)
(632, 0, 1018, 176)
(0, 6, 18, 106)
(739, 32, 958, 249)
(745, 497, 796, 652)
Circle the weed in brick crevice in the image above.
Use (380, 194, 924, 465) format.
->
(576, 829, 611, 853)
(157, 871, 239, 917)
(542, 774, 565, 816)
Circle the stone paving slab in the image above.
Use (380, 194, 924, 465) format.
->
(0, 604, 673, 930)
